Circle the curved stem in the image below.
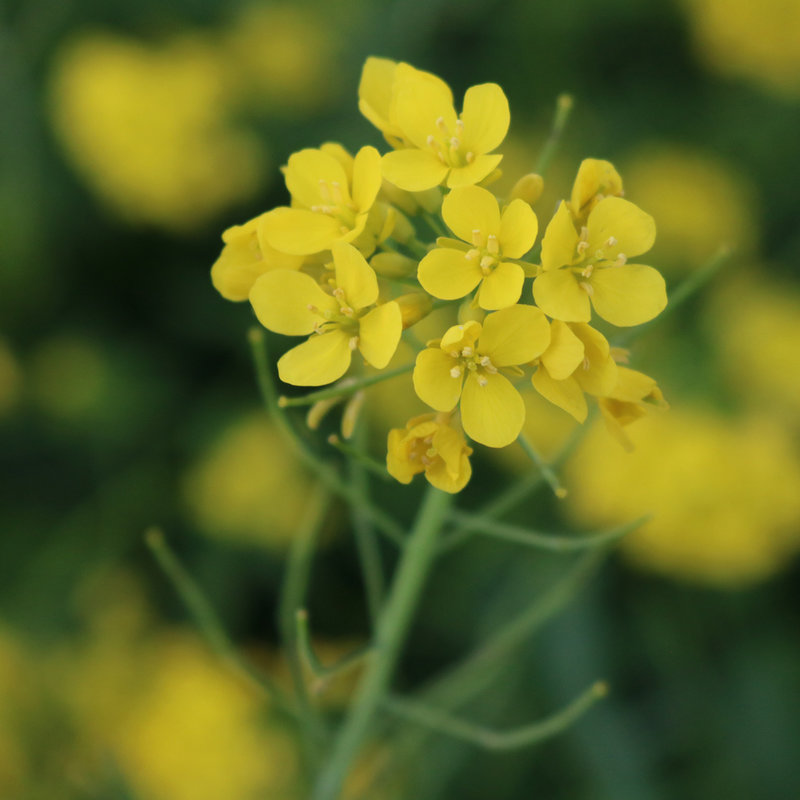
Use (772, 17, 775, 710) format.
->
(312, 486, 452, 800)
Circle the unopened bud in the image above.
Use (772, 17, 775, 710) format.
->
(395, 293, 433, 329)
(390, 209, 416, 244)
(370, 252, 417, 278)
(509, 173, 544, 206)
(306, 396, 343, 430)
(341, 390, 365, 440)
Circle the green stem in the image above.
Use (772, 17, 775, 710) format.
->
(145, 528, 297, 719)
(278, 363, 414, 408)
(312, 486, 452, 800)
(535, 93, 574, 175)
(383, 680, 607, 750)
(249, 329, 406, 547)
(278, 484, 332, 766)
(517, 432, 567, 498)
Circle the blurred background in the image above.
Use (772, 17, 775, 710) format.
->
(2, 0, 800, 797)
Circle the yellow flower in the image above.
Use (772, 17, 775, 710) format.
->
(260, 144, 382, 255)
(387, 413, 473, 493)
(380, 66, 509, 191)
(249, 243, 402, 386)
(413, 305, 550, 447)
(568, 158, 624, 223)
(418, 185, 538, 310)
(531, 322, 618, 422)
(211, 214, 304, 301)
(532, 197, 666, 326)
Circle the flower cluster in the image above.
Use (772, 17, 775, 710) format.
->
(212, 58, 668, 492)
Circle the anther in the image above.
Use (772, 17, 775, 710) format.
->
(307, 303, 318, 312)
(455, 119, 464, 132)
(471, 229, 483, 247)
(615, 253, 627, 266)
(576, 240, 589, 255)
(465, 151, 475, 163)
(330, 181, 343, 204)
(348, 336, 359, 351)
(606, 236, 618, 247)
(318, 179, 332, 203)
(340, 306, 354, 317)
(450, 366, 462, 378)
(465, 248, 480, 261)
(333, 287, 345, 299)
(436, 116, 449, 134)
(426, 447, 437, 459)
(461, 346, 473, 357)
(477, 375, 488, 387)
(486, 234, 499, 255)
(480, 256, 495, 272)
(579, 281, 594, 296)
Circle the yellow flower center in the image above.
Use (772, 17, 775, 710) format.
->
(465, 231, 501, 275)
(572, 228, 627, 291)
(306, 286, 362, 340)
(425, 116, 476, 168)
(445, 344, 498, 387)
(309, 178, 359, 233)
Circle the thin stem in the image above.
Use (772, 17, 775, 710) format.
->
(144, 528, 297, 719)
(278, 363, 414, 408)
(328, 434, 392, 482)
(446, 511, 649, 554)
(613, 246, 731, 348)
(348, 421, 387, 625)
(249, 329, 406, 548)
(297, 610, 375, 694)
(278, 484, 332, 764)
(312, 486, 452, 800)
(517, 432, 567, 498)
(535, 93, 574, 175)
(383, 680, 607, 750)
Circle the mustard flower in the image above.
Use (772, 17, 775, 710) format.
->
(249, 243, 402, 386)
(380, 66, 509, 191)
(532, 197, 667, 326)
(418, 185, 538, 310)
(211, 214, 304, 301)
(598, 365, 667, 450)
(260, 145, 382, 255)
(413, 306, 550, 447)
(531, 322, 618, 422)
(568, 158, 624, 223)
(387, 413, 473, 493)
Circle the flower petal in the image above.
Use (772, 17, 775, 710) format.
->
(260, 208, 342, 255)
(393, 69, 456, 150)
(351, 145, 382, 212)
(570, 324, 618, 396)
(606, 366, 658, 402)
(499, 199, 538, 258)
(446, 153, 503, 188)
(477, 262, 524, 310)
(277, 330, 352, 386)
(382, 150, 449, 192)
(332, 242, 379, 309)
(478, 303, 550, 366)
(358, 57, 399, 135)
(459, 83, 510, 155)
(540, 201, 577, 270)
(358, 302, 402, 368)
(532, 269, 591, 322)
(413, 348, 463, 411)
(540, 319, 585, 379)
(418, 247, 482, 300)
(249, 270, 337, 335)
(586, 197, 655, 259)
(442, 185, 501, 242)
(590, 264, 667, 326)
(284, 149, 350, 209)
(531, 370, 588, 422)
(461, 371, 524, 447)
(439, 320, 483, 354)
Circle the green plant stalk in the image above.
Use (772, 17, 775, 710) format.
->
(312, 486, 452, 800)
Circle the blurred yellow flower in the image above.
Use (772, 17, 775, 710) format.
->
(623, 146, 756, 271)
(682, 0, 800, 96)
(418, 185, 538, 310)
(567, 409, 800, 586)
(49, 33, 266, 231)
(183, 414, 312, 549)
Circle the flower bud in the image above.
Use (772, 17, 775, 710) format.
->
(370, 252, 417, 278)
(395, 293, 433, 329)
(509, 173, 544, 206)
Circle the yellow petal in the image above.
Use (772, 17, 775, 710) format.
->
(351, 145, 382, 212)
(386, 428, 420, 484)
(393, 69, 456, 150)
(570, 324, 618, 396)
(320, 142, 354, 181)
(425, 453, 472, 493)
(532, 270, 591, 322)
(358, 302, 402, 368)
(586, 197, 655, 259)
(358, 57, 399, 135)
(477, 262, 524, 310)
(249, 270, 337, 335)
(260, 208, 342, 255)
(540, 320, 585, 379)
(607, 366, 658, 402)
(446, 154, 502, 188)
(418, 247, 482, 300)
(499, 199, 538, 258)
(478, 303, 550, 366)
(284, 149, 350, 209)
(439, 320, 482, 354)
(413, 348, 463, 411)
(277, 330, 352, 386)
(382, 149, 449, 192)
(459, 83, 510, 154)
(461, 371, 524, 447)
(531, 370, 588, 422)
(442, 185, 501, 242)
(570, 158, 623, 216)
(332, 242, 378, 309)
(590, 264, 667, 326)
(540, 201, 578, 270)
